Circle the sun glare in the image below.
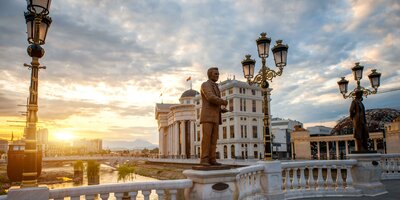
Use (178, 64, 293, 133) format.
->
(54, 132, 75, 141)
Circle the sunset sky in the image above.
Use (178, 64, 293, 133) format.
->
(0, 0, 399, 146)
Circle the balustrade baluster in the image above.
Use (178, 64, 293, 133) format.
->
(336, 166, 344, 192)
(299, 167, 306, 192)
(142, 190, 151, 200)
(292, 168, 299, 191)
(54, 198, 64, 200)
(345, 166, 354, 191)
(129, 191, 138, 199)
(325, 166, 334, 192)
(316, 167, 324, 191)
(85, 194, 97, 200)
(156, 190, 165, 199)
(70, 196, 80, 200)
(285, 168, 291, 191)
(307, 167, 315, 191)
(99, 193, 110, 200)
(114, 192, 125, 200)
(170, 189, 178, 200)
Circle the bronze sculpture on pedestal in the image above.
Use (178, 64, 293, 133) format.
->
(350, 90, 369, 152)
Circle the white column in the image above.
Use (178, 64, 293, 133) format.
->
(335, 141, 339, 160)
(159, 128, 164, 156)
(317, 142, 320, 160)
(180, 121, 186, 157)
(373, 139, 377, 150)
(345, 140, 349, 157)
(175, 122, 180, 157)
(169, 125, 173, 156)
(190, 121, 195, 157)
(326, 142, 330, 160)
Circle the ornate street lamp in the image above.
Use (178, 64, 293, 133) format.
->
(241, 32, 288, 160)
(22, 0, 52, 187)
(338, 62, 381, 99)
(337, 62, 381, 152)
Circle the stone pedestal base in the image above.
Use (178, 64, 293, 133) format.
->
(8, 185, 49, 200)
(258, 161, 285, 200)
(183, 168, 239, 200)
(348, 153, 387, 196)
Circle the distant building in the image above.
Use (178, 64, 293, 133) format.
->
(0, 139, 8, 154)
(307, 126, 332, 136)
(73, 139, 102, 153)
(271, 118, 303, 159)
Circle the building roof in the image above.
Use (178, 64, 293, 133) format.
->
(331, 108, 400, 135)
(180, 89, 199, 98)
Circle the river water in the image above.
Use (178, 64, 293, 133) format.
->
(44, 163, 160, 199)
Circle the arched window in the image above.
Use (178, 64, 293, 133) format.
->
(231, 145, 235, 159)
(224, 145, 228, 159)
(254, 144, 258, 159)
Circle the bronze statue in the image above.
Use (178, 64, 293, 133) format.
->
(200, 67, 228, 166)
(349, 90, 369, 152)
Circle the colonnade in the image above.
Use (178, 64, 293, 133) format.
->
(160, 120, 196, 158)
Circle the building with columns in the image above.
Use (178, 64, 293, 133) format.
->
(271, 118, 303, 159)
(155, 79, 271, 160)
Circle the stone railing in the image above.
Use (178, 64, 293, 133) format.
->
(236, 164, 264, 199)
(5, 154, 392, 200)
(281, 160, 361, 199)
(8, 179, 192, 200)
(381, 153, 400, 180)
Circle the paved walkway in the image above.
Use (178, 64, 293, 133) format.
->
(302, 180, 400, 200)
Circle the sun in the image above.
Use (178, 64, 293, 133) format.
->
(54, 132, 75, 141)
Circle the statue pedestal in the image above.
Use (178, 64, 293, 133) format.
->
(183, 168, 239, 200)
(348, 153, 387, 196)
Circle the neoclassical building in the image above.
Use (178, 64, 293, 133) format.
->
(155, 79, 271, 160)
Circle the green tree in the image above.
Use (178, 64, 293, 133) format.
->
(117, 164, 136, 182)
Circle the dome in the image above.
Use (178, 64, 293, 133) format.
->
(180, 89, 199, 98)
(331, 108, 400, 135)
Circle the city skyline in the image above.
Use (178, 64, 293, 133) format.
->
(0, 0, 399, 144)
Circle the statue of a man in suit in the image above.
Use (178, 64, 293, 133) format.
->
(200, 67, 228, 166)
(350, 90, 369, 152)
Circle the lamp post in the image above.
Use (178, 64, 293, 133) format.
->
(337, 62, 381, 152)
(22, 0, 52, 187)
(241, 32, 288, 160)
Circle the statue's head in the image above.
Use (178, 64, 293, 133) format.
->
(207, 67, 219, 82)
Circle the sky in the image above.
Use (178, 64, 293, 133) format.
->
(0, 0, 399, 145)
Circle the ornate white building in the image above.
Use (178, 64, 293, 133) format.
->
(155, 79, 271, 160)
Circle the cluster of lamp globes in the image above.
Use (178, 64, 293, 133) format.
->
(24, 0, 52, 59)
(337, 62, 382, 99)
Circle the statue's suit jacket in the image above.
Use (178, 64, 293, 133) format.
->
(200, 80, 225, 125)
(349, 99, 369, 139)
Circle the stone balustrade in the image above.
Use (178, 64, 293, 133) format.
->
(281, 160, 361, 199)
(8, 180, 192, 200)
(236, 164, 264, 199)
(5, 154, 395, 200)
(381, 153, 400, 180)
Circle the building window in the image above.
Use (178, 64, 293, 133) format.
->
(230, 117, 234, 121)
(230, 125, 235, 138)
(231, 145, 235, 159)
(224, 145, 228, 159)
(239, 88, 246, 94)
(253, 126, 258, 138)
(252, 89, 256, 95)
(245, 144, 248, 159)
(229, 99, 234, 111)
(254, 144, 258, 159)
(241, 125, 247, 138)
(240, 98, 246, 111)
(223, 127, 227, 139)
(229, 88, 233, 94)
(221, 90, 226, 97)
(197, 109, 200, 119)
(252, 100, 256, 112)
(197, 131, 200, 141)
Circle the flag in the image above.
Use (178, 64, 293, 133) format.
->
(186, 76, 191, 81)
